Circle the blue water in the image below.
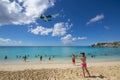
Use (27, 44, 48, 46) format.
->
(0, 46, 120, 62)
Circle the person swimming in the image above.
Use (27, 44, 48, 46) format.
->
(80, 52, 91, 77)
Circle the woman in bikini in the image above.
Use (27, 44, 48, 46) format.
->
(80, 52, 91, 77)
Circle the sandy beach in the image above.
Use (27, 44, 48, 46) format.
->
(0, 60, 120, 80)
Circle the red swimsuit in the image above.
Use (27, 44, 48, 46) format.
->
(72, 57, 75, 63)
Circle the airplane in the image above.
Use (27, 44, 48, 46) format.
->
(39, 13, 59, 22)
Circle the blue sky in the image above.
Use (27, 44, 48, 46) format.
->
(0, 0, 120, 46)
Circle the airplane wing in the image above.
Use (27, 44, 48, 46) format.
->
(46, 15, 52, 18)
(36, 13, 59, 22)
(51, 13, 59, 18)
(44, 17, 49, 22)
(40, 15, 49, 22)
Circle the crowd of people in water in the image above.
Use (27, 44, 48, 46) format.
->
(3, 54, 55, 62)
(3, 52, 111, 62)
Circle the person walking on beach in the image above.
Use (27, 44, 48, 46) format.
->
(80, 52, 91, 77)
(72, 54, 76, 65)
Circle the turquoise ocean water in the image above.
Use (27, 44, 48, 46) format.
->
(0, 46, 120, 62)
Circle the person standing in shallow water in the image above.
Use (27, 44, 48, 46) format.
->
(23, 55, 27, 62)
(80, 52, 91, 77)
(4, 55, 8, 60)
(72, 54, 76, 65)
(40, 55, 42, 61)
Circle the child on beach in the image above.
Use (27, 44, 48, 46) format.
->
(80, 52, 91, 77)
(72, 54, 76, 65)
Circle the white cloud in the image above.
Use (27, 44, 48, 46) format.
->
(86, 14, 104, 25)
(29, 22, 72, 36)
(29, 26, 53, 35)
(0, 38, 11, 43)
(61, 34, 87, 44)
(18, 0, 23, 3)
(0, 38, 22, 45)
(0, 0, 55, 25)
(61, 34, 74, 44)
(52, 22, 69, 36)
(78, 37, 87, 40)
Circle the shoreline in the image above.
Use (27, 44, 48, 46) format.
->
(0, 59, 120, 71)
